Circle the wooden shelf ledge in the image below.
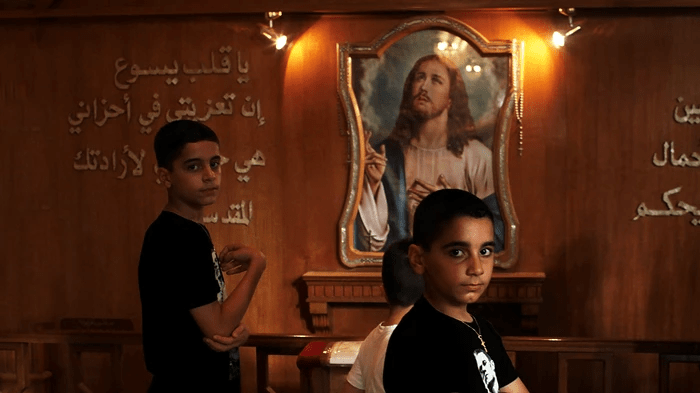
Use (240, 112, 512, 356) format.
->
(301, 271, 545, 334)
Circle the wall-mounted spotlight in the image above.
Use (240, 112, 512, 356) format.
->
(552, 8, 581, 48)
(260, 11, 287, 50)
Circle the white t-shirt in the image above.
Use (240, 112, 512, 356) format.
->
(346, 323, 397, 393)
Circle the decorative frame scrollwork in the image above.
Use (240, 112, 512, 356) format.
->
(338, 16, 523, 269)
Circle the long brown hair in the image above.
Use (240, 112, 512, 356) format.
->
(388, 54, 475, 157)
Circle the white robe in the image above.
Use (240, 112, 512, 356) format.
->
(358, 139, 494, 251)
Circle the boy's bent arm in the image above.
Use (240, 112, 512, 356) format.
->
(190, 249, 266, 338)
(500, 377, 529, 393)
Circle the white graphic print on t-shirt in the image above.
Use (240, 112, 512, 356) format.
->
(474, 348, 498, 393)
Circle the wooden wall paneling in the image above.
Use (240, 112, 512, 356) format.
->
(554, 12, 700, 341)
(5, 0, 700, 18)
(0, 343, 25, 392)
(2, 7, 700, 392)
(558, 353, 612, 393)
(276, 14, 409, 338)
(0, 15, 293, 390)
(658, 354, 700, 393)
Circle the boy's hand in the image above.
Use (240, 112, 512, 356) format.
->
(203, 322, 250, 352)
(219, 244, 266, 275)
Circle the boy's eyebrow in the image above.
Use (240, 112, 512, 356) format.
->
(440, 240, 496, 249)
(482, 240, 496, 249)
(182, 155, 220, 165)
(182, 157, 204, 165)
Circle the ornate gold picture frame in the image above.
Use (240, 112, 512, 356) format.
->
(338, 16, 523, 269)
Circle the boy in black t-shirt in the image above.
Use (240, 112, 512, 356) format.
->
(383, 189, 529, 393)
(138, 120, 266, 392)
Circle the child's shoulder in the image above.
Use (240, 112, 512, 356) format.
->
(473, 315, 506, 344)
(392, 298, 441, 335)
(473, 315, 497, 331)
(145, 211, 199, 239)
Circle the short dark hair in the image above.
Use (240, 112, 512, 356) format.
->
(154, 120, 219, 170)
(412, 189, 494, 251)
(382, 237, 424, 307)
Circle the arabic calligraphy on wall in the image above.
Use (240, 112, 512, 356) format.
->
(113, 46, 252, 89)
(68, 93, 265, 135)
(633, 187, 699, 226)
(652, 141, 700, 168)
(673, 97, 700, 124)
(202, 201, 254, 226)
(68, 45, 269, 226)
(68, 47, 264, 135)
(73, 146, 145, 179)
(633, 99, 700, 227)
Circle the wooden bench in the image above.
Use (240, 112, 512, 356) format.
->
(0, 330, 361, 393)
(2, 331, 697, 393)
(296, 337, 700, 393)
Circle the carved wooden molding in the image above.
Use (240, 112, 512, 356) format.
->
(301, 271, 545, 334)
(2, 2, 699, 21)
(0, 341, 52, 392)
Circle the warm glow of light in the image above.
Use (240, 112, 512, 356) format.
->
(261, 25, 288, 50)
(465, 65, 472, 72)
(473, 65, 481, 73)
(286, 23, 325, 77)
(275, 35, 288, 50)
(437, 41, 448, 51)
(552, 31, 565, 48)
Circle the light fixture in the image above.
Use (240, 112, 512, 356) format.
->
(260, 11, 288, 50)
(436, 39, 462, 53)
(552, 8, 581, 48)
(464, 65, 481, 73)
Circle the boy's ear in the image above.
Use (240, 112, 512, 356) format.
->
(408, 244, 426, 275)
(157, 167, 172, 188)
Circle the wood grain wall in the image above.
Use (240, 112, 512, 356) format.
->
(1, 3, 699, 392)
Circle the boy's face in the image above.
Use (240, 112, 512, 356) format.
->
(159, 140, 221, 208)
(410, 216, 495, 310)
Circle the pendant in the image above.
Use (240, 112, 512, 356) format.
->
(477, 334, 487, 352)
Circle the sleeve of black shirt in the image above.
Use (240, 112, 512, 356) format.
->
(482, 318, 518, 388)
(162, 221, 220, 311)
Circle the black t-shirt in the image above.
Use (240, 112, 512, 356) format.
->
(383, 297, 518, 393)
(138, 211, 240, 392)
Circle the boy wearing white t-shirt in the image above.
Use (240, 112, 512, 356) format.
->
(341, 238, 424, 393)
